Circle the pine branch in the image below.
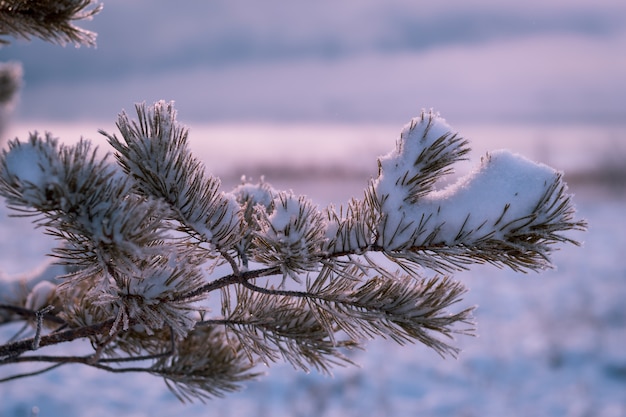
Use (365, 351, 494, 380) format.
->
(0, 0, 102, 46)
(0, 318, 114, 359)
(251, 191, 328, 279)
(366, 114, 587, 273)
(1, 323, 258, 402)
(0, 100, 586, 402)
(0, 303, 65, 325)
(101, 101, 244, 253)
(0, 363, 63, 383)
(152, 326, 261, 402)
(377, 110, 470, 205)
(225, 265, 473, 358)
(181, 265, 281, 300)
(0, 132, 212, 339)
(217, 283, 357, 374)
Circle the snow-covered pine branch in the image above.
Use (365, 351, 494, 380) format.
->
(368, 111, 586, 272)
(0, 100, 586, 402)
(102, 102, 243, 256)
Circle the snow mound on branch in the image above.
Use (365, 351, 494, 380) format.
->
(1, 135, 62, 206)
(374, 111, 563, 255)
(25, 280, 57, 311)
(420, 150, 557, 243)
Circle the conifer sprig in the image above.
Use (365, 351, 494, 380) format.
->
(102, 102, 244, 254)
(0, 0, 102, 46)
(0, 101, 586, 402)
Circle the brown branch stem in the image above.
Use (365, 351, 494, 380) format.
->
(0, 304, 66, 325)
(0, 319, 115, 360)
(181, 265, 281, 300)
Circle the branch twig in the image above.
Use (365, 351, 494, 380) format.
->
(0, 319, 115, 360)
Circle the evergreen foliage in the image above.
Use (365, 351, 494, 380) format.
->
(0, 101, 586, 401)
(0, 0, 101, 46)
(0, 0, 588, 404)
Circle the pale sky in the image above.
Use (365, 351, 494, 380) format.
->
(1, 0, 624, 124)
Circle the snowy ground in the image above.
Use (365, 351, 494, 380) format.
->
(1, 124, 625, 417)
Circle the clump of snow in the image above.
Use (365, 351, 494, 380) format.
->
(253, 191, 327, 276)
(323, 200, 371, 254)
(3, 141, 48, 186)
(231, 178, 276, 211)
(376, 111, 464, 197)
(190, 188, 244, 250)
(374, 112, 561, 253)
(414, 150, 557, 244)
(398, 111, 455, 157)
(267, 193, 304, 234)
(25, 281, 57, 311)
(1, 135, 62, 206)
(92, 258, 204, 337)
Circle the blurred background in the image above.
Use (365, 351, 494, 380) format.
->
(1, 0, 625, 125)
(1, 1, 625, 416)
(2, 0, 625, 187)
